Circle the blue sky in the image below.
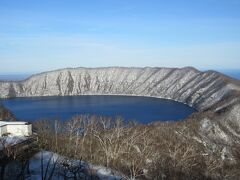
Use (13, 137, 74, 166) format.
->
(0, 0, 240, 73)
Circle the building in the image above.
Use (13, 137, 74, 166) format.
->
(0, 121, 32, 136)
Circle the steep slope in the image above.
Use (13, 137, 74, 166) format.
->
(0, 104, 15, 121)
(0, 67, 239, 112)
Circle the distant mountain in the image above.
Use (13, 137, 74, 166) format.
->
(219, 69, 240, 80)
(0, 74, 31, 81)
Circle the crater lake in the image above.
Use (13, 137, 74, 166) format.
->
(1, 95, 196, 123)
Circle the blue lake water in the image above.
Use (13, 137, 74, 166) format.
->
(1, 95, 196, 123)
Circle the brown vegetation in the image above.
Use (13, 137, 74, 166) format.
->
(0, 104, 15, 121)
(33, 115, 240, 179)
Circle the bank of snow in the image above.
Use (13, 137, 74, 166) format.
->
(0, 135, 27, 150)
(26, 151, 122, 180)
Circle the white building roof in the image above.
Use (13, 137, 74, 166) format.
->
(0, 121, 28, 127)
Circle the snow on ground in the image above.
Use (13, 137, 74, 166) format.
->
(0, 135, 27, 150)
(0, 121, 28, 126)
(91, 165, 123, 180)
(0, 137, 122, 179)
(26, 151, 122, 180)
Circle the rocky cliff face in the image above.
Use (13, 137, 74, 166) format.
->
(0, 67, 239, 112)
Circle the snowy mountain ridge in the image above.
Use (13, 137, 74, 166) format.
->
(0, 67, 239, 112)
